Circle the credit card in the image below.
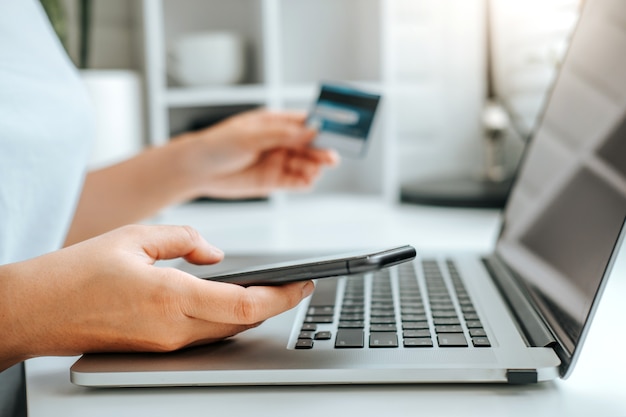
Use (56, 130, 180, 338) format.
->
(307, 83, 381, 158)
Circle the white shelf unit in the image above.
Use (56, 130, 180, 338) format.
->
(140, 0, 486, 201)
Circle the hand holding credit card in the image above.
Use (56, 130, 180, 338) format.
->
(307, 83, 381, 158)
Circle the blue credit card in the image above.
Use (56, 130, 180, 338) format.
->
(308, 83, 381, 158)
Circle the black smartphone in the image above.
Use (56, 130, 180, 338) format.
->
(200, 245, 416, 286)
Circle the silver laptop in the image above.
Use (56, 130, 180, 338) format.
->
(71, 0, 626, 387)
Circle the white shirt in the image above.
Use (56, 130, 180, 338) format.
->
(0, 0, 93, 264)
(0, 1, 94, 414)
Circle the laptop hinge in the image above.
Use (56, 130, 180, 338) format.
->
(483, 256, 557, 348)
(506, 369, 538, 385)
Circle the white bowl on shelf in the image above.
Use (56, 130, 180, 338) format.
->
(168, 31, 246, 87)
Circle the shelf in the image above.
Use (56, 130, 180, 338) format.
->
(279, 81, 384, 104)
(165, 82, 386, 109)
(166, 84, 268, 107)
(141, 0, 490, 199)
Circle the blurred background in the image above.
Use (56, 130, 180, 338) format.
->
(44, 0, 582, 205)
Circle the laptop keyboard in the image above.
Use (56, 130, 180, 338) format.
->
(295, 259, 491, 350)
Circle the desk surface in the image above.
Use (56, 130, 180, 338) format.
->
(25, 196, 626, 417)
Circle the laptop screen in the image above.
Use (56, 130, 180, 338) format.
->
(495, 0, 626, 373)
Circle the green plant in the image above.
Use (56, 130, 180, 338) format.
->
(39, 0, 68, 50)
(39, 0, 92, 68)
(78, 0, 92, 68)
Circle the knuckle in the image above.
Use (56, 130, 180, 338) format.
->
(180, 224, 201, 242)
(233, 292, 262, 325)
(157, 337, 188, 352)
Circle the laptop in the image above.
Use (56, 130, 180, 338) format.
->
(71, 0, 626, 386)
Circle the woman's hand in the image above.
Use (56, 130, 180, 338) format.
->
(0, 224, 314, 370)
(174, 109, 339, 199)
(66, 109, 339, 245)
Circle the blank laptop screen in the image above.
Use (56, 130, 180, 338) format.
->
(495, 0, 626, 356)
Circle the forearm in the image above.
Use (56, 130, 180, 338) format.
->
(0, 224, 310, 371)
(65, 138, 197, 246)
(0, 261, 41, 370)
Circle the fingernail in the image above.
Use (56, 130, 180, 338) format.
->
(302, 281, 315, 298)
(210, 245, 224, 257)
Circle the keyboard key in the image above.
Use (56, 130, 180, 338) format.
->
(339, 321, 365, 329)
(370, 324, 397, 332)
(339, 314, 364, 321)
(369, 332, 399, 348)
(434, 318, 460, 325)
(304, 315, 334, 324)
(371, 317, 397, 325)
(309, 279, 337, 307)
(308, 306, 334, 315)
(464, 313, 480, 320)
(472, 337, 491, 347)
(466, 320, 483, 328)
(403, 329, 431, 338)
(435, 325, 463, 333)
(437, 333, 468, 347)
(295, 339, 314, 349)
(298, 331, 314, 339)
(370, 310, 396, 317)
(401, 308, 425, 315)
(341, 306, 365, 314)
(404, 338, 434, 348)
(342, 300, 364, 307)
(371, 303, 394, 310)
(429, 303, 455, 310)
(301, 323, 317, 332)
(461, 305, 476, 314)
(431, 310, 458, 318)
(335, 329, 364, 348)
(402, 322, 430, 330)
(469, 328, 487, 337)
(401, 314, 427, 322)
(315, 331, 332, 340)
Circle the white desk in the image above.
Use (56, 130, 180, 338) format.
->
(25, 195, 626, 416)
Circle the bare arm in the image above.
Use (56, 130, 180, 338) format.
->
(66, 139, 196, 246)
(0, 224, 313, 371)
(65, 110, 338, 246)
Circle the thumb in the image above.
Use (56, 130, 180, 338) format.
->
(248, 113, 317, 151)
(123, 225, 224, 266)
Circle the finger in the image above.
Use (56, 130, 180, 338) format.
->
(264, 110, 307, 125)
(303, 148, 340, 166)
(259, 123, 317, 150)
(286, 155, 322, 182)
(244, 112, 317, 151)
(124, 225, 224, 265)
(183, 279, 315, 325)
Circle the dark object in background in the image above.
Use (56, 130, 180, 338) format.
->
(187, 104, 259, 132)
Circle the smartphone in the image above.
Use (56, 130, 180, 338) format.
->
(200, 245, 416, 286)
